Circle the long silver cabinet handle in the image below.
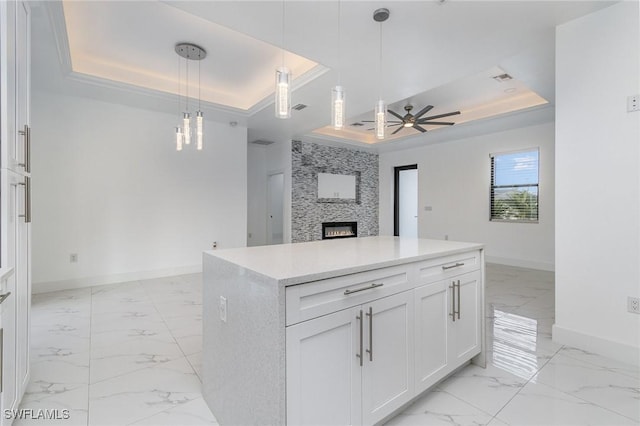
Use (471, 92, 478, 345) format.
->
(356, 310, 363, 366)
(0, 292, 11, 304)
(18, 177, 31, 223)
(449, 282, 456, 322)
(442, 262, 464, 270)
(344, 283, 384, 295)
(17, 125, 30, 172)
(368, 307, 374, 361)
(456, 280, 461, 320)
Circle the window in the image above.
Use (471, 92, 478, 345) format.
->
(490, 149, 539, 222)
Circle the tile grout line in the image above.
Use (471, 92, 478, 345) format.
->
(87, 288, 93, 426)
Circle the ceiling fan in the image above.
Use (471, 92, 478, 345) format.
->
(364, 105, 461, 135)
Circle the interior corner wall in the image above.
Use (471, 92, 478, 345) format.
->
(554, 1, 640, 364)
(31, 90, 248, 293)
(379, 121, 555, 271)
(265, 139, 292, 244)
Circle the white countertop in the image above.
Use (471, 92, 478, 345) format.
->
(205, 236, 483, 285)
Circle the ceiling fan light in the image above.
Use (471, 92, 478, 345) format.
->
(275, 66, 292, 119)
(404, 122, 414, 128)
(331, 85, 345, 130)
(375, 99, 386, 140)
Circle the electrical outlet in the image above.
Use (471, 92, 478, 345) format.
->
(628, 297, 640, 314)
(628, 95, 639, 112)
(70, 253, 78, 263)
(212, 241, 218, 249)
(219, 296, 227, 322)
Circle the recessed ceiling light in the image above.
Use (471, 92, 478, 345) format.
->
(504, 88, 517, 93)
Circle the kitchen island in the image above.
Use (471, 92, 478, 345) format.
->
(202, 236, 485, 425)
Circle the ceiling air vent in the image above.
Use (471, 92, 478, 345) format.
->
(492, 73, 513, 82)
(292, 103, 308, 111)
(250, 139, 275, 146)
(350, 122, 364, 127)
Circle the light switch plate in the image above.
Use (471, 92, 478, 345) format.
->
(219, 296, 227, 322)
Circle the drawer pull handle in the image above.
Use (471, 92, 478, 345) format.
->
(365, 307, 373, 362)
(356, 310, 363, 366)
(344, 283, 384, 295)
(449, 282, 456, 322)
(442, 262, 464, 270)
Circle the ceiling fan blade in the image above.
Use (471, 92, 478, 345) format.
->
(387, 109, 405, 121)
(361, 120, 375, 123)
(391, 126, 405, 135)
(413, 124, 427, 133)
(387, 123, 402, 127)
(418, 111, 461, 122)
(413, 105, 434, 119)
(420, 121, 455, 126)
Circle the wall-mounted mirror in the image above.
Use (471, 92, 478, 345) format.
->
(317, 173, 357, 201)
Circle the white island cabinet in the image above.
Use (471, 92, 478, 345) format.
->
(203, 236, 485, 426)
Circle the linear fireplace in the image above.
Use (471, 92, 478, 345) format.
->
(322, 222, 357, 240)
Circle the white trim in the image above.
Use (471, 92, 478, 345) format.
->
(45, 1, 72, 75)
(32, 264, 201, 294)
(552, 324, 639, 366)
(485, 256, 554, 272)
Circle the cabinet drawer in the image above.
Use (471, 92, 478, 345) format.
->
(415, 250, 480, 284)
(286, 265, 414, 326)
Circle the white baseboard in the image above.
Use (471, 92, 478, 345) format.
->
(33, 264, 202, 294)
(552, 324, 639, 366)
(485, 255, 555, 272)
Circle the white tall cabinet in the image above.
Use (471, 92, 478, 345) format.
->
(0, 0, 32, 422)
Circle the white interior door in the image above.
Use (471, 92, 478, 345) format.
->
(266, 172, 284, 245)
(397, 167, 418, 237)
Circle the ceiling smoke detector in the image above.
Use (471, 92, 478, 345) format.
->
(373, 8, 390, 22)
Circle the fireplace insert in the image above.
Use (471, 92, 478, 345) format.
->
(322, 222, 357, 240)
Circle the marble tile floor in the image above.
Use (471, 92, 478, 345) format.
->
(17, 264, 639, 425)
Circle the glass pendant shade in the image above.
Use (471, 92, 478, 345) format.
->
(175, 127, 183, 151)
(196, 111, 204, 151)
(275, 67, 291, 119)
(331, 85, 345, 130)
(183, 112, 191, 145)
(375, 99, 386, 140)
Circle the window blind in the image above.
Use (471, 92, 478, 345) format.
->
(490, 149, 539, 222)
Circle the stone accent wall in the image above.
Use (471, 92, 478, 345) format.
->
(291, 140, 379, 242)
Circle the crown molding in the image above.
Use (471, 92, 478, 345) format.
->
(45, 1, 72, 76)
(65, 70, 251, 118)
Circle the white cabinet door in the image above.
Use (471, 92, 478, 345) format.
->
(449, 271, 482, 365)
(286, 306, 362, 426)
(0, 171, 21, 418)
(362, 291, 414, 425)
(414, 281, 449, 393)
(13, 0, 29, 175)
(15, 178, 29, 394)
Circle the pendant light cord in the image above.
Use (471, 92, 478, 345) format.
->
(186, 56, 189, 112)
(378, 22, 383, 101)
(198, 56, 201, 110)
(281, 0, 285, 67)
(337, 0, 341, 84)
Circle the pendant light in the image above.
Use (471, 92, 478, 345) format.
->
(175, 43, 206, 151)
(331, 0, 345, 130)
(373, 8, 389, 140)
(275, 0, 291, 119)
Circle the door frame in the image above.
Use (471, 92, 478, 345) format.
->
(393, 164, 418, 237)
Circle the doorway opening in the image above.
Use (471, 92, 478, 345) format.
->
(394, 165, 418, 237)
(267, 172, 284, 245)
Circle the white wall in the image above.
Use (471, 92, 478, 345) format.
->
(380, 121, 555, 271)
(554, 2, 640, 364)
(266, 140, 292, 244)
(247, 143, 267, 246)
(32, 91, 248, 292)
